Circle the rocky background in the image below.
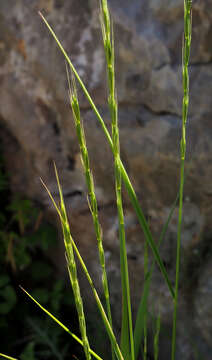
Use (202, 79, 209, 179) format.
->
(0, 0, 212, 359)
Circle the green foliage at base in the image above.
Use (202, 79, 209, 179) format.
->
(0, 151, 77, 359)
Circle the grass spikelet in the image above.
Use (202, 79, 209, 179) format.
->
(66, 65, 114, 346)
(171, 1, 192, 359)
(50, 166, 91, 360)
(100, 1, 134, 359)
(42, 173, 124, 360)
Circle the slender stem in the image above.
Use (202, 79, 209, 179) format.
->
(143, 239, 148, 360)
(100, 1, 134, 359)
(71, 236, 124, 360)
(43, 172, 123, 360)
(171, 1, 192, 359)
(42, 178, 123, 360)
(54, 166, 91, 360)
(68, 71, 114, 346)
(0, 354, 17, 360)
(20, 286, 103, 360)
(154, 314, 161, 360)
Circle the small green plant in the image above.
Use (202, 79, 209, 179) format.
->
(1, 0, 193, 359)
(0, 153, 77, 359)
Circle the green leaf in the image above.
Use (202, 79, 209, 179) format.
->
(20, 342, 36, 360)
(134, 272, 151, 360)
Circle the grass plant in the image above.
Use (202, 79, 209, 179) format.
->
(1, 0, 193, 359)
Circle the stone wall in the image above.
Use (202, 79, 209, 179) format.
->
(0, 0, 212, 358)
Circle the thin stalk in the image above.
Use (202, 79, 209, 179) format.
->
(153, 314, 161, 360)
(100, 1, 134, 359)
(42, 173, 124, 360)
(171, 1, 192, 359)
(67, 69, 114, 350)
(20, 286, 103, 360)
(54, 166, 91, 360)
(0, 354, 17, 360)
(134, 187, 180, 359)
(143, 239, 148, 360)
(71, 233, 124, 360)
(38, 11, 175, 300)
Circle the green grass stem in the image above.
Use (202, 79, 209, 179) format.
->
(67, 70, 112, 320)
(52, 166, 91, 360)
(100, 1, 134, 359)
(143, 239, 148, 360)
(42, 173, 124, 360)
(20, 286, 103, 360)
(0, 354, 18, 360)
(134, 186, 180, 359)
(38, 11, 174, 300)
(67, 68, 114, 355)
(171, 1, 192, 359)
(154, 313, 161, 360)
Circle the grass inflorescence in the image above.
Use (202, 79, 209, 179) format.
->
(171, 1, 192, 359)
(100, 2, 134, 359)
(8, 0, 193, 359)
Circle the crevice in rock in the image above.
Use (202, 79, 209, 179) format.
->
(183, 230, 212, 306)
(64, 190, 83, 198)
(67, 155, 75, 171)
(153, 62, 169, 71)
(141, 104, 181, 120)
(190, 60, 212, 67)
(51, 189, 83, 199)
(52, 121, 60, 136)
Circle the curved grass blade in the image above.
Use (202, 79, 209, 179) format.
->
(134, 271, 151, 360)
(134, 189, 180, 359)
(38, 11, 174, 300)
(134, 160, 194, 358)
(0, 354, 18, 360)
(143, 239, 148, 360)
(20, 286, 102, 360)
(100, 1, 134, 359)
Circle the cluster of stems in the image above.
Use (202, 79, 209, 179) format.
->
(14, 1, 193, 360)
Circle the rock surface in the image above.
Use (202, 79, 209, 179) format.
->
(0, 0, 212, 358)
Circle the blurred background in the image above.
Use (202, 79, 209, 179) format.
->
(0, 0, 212, 359)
